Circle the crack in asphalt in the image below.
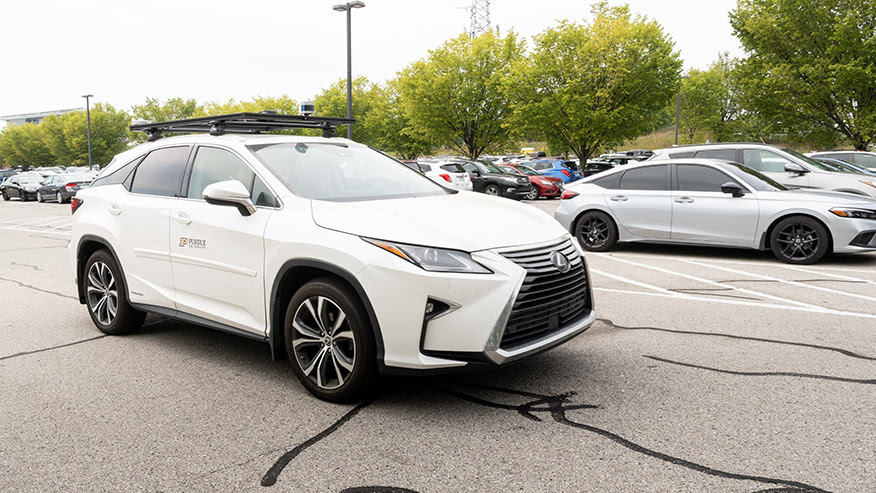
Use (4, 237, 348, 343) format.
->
(261, 399, 376, 487)
(669, 287, 761, 300)
(0, 244, 65, 253)
(0, 335, 108, 362)
(645, 355, 876, 385)
(0, 275, 77, 300)
(598, 318, 876, 362)
(10, 261, 42, 271)
(435, 382, 828, 493)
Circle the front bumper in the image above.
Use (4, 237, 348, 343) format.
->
(358, 236, 594, 372)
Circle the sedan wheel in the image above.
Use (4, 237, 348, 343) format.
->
(2, 191, 8, 201)
(525, 186, 539, 200)
(484, 184, 501, 196)
(56, 191, 63, 203)
(769, 216, 829, 264)
(575, 211, 618, 252)
(37, 191, 44, 203)
(18, 190, 27, 202)
(285, 279, 378, 402)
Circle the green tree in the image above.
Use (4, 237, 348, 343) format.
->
(507, 3, 682, 162)
(675, 68, 726, 144)
(132, 97, 200, 123)
(397, 31, 525, 159)
(364, 80, 438, 159)
(731, 0, 876, 149)
(0, 123, 54, 170)
(199, 95, 299, 116)
(41, 104, 131, 167)
(313, 77, 383, 143)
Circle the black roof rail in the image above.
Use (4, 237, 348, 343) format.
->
(130, 112, 356, 141)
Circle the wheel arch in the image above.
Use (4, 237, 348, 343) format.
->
(269, 259, 385, 367)
(570, 205, 619, 235)
(759, 213, 834, 252)
(832, 188, 869, 196)
(76, 235, 127, 305)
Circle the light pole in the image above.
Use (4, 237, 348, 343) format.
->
(674, 75, 689, 146)
(333, 0, 365, 140)
(82, 94, 94, 167)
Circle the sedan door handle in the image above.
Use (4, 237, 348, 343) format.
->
(171, 212, 192, 226)
(107, 204, 122, 216)
(610, 195, 628, 202)
(674, 197, 694, 204)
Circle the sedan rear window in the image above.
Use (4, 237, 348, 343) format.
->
(618, 166, 667, 190)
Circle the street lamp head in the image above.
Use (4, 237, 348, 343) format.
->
(350, 0, 365, 8)
(82, 94, 93, 98)
(333, 4, 348, 11)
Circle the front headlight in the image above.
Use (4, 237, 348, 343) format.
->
(830, 208, 876, 220)
(363, 238, 492, 274)
(501, 177, 519, 184)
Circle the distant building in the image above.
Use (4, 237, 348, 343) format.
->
(0, 108, 84, 128)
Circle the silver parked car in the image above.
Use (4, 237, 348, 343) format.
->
(807, 150, 876, 171)
(650, 143, 876, 198)
(554, 159, 876, 264)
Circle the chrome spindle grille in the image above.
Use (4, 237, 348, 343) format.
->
(499, 238, 590, 350)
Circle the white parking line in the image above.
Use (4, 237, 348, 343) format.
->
(589, 268, 686, 297)
(774, 264, 876, 285)
(600, 255, 824, 311)
(593, 287, 876, 320)
(0, 225, 72, 236)
(678, 259, 876, 303)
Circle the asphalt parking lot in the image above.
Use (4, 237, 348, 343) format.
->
(2, 198, 875, 492)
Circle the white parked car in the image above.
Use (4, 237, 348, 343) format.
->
(418, 161, 473, 191)
(70, 113, 595, 402)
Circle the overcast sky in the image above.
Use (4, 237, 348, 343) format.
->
(0, 0, 742, 120)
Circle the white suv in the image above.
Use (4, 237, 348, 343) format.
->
(70, 114, 595, 402)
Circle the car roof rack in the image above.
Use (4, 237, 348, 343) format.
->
(130, 112, 356, 141)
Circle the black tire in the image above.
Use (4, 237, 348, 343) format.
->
(18, 190, 27, 202)
(2, 191, 8, 201)
(83, 250, 145, 335)
(769, 215, 829, 264)
(484, 184, 502, 196)
(284, 278, 378, 403)
(56, 191, 64, 204)
(525, 186, 539, 200)
(575, 210, 619, 252)
(37, 191, 44, 203)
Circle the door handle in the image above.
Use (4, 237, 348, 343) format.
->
(674, 197, 694, 203)
(171, 212, 192, 226)
(107, 204, 122, 216)
(610, 195, 628, 202)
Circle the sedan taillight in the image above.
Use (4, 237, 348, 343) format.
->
(64, 183, 76, 191)
(71, 197, 84, 214)
(560, 190, 579, 200)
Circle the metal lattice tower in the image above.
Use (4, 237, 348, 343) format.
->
(469, 0, 491, 38)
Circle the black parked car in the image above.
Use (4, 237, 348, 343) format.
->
(36, 173, 94, 203)
(1, 174, 44, 201)
(454, 160, 532, 199)
(582, 161, 616, 177)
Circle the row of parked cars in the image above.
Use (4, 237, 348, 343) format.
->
(0, 166, 97, 203)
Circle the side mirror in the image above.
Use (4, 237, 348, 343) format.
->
(469, 170, 481, 177)
(784, 162, 809, 174)
(721, 182, 746, 197)
(203, 180, 256, 216)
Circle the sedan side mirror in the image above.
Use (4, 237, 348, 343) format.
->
(784, 162, 809, 174)
(720, 182, 746, 197)
(469, 170, 481, 177)
(203, 180, 256, 216)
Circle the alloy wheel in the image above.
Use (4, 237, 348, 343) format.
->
(775, 222, 820, 261)
(290, 296, 356, 391)
(37, 192, 43, 202)
(485, 185, 500, 196)
(56, 191, 63, 203)
(525, 186, 538, 200)
(578, 216, 611, 248)
(86, 261, 118, 326)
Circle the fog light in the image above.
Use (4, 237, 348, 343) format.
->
(425, 302, 434, 314)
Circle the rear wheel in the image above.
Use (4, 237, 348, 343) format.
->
(769, 215, 829, 264)
(83, 250, 145, 334)
(56, 191, 64, 203)
(284, 278, 378, 402)
(484, 184, 502, 196)
(575, 211, 618, 252)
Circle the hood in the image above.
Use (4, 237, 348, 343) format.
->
(311, 192, 568, 252)
(764, 188, 876, 205)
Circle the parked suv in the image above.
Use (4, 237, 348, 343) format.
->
(70, 113, 595, 402)
(452, 159, 532, 199)
(650, 143, 876, 198)
(807, 151, 876, 171)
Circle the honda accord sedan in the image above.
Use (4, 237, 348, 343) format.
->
(554, 159, 876, 264)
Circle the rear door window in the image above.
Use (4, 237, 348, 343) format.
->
(617, 166, 668, 190)
(676, 164, 740, 192)
(853, 153, 876, 168)
(742, 149, 794, 173)
(130, 146, 191, 197)
(694, 149, 737, 161)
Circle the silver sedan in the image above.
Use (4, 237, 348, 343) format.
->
(554, 159, 876, 264)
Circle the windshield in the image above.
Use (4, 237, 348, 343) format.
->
(514, 165, 540, 176)
(500, 166, 523, 175)
(62, 173, 93, 182)
(481, 162, 506, 174)
(19, 175, 43, 184)
(249, 143, 448, 201)
(781, 148, 834, 171)
(723, 163, 788, 191)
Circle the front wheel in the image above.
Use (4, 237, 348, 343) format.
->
(37, 191, 44, 203)
(525, 186, 539, 200)
(484, 184, 502, 196)
(18, 190, 27, 202)
(575, 211, 619, 252)
(284, 278, 378, 403)
(83, 250, 145, 334)
(1, 191, 8, 201)
(769, 216, 829, 264)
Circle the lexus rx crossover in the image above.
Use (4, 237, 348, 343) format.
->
(70, 115, 595, 402)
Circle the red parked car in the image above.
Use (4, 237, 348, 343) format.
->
(499, 164, 563, 200)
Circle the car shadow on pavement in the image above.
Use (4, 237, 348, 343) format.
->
(604, 241, 876, 266)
